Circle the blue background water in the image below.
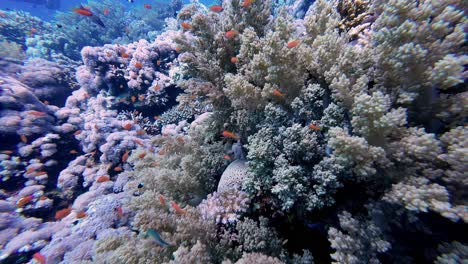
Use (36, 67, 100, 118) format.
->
(0, 0, 217, 21)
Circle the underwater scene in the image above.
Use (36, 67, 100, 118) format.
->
(0, 0, 466, 263)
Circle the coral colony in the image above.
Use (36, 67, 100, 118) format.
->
(0, 0, 466, 263)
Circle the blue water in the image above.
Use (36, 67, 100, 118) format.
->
(0, 0, 217, 20)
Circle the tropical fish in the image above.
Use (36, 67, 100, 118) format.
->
(223, 155, 232, 161)
(96, 175, 110, 183)
(134, 139, 144, 146)
(131, 95, 136, 103)
(308, 124, 321, 131)
(272, 89, 285, 97)
(114, 166, 123, 172)
(32, 252, 46, 264)
(230, 57, 238, 63)
(28, 111, 46, 117)
(122, 150, 130, 163)
(122, 123, 133, 130)
(210, 5, 223, 12)
(73, 130, 82, 136)
(55, 207, 72, 220)
(103, 8, 109, 16)
(1, 150, 14, 155)
(72, 5, 105, 28)
(17, 195, 34, 207)
(69, 150, 78, 154)
(116, 206, 123, 218)
(181, 22, 192, 30)
(144, 4, 152, 9)
(76, 211, 87, 218)
(159, 195, 166, 207)
(222, 130, 239, 139)
(135, 62, 143, 69)
(171, 202, 186, 214)
(138, 94, 145, 101)
(138, 152, 146, 159)
(20, 135, 28, 143)
(147, 228, 172, 247)
(241, 0, 253, 8)
(136, 129, 146, 135)
(225, 30, 238, 39)
(287, 39, 300, 49)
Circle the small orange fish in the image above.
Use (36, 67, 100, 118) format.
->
(114, 166, 123, 172)
(159, 195, 166, 207)
(43, 100, 49, 105)
(134, 139, 144, 146)
(121, 51, 130, 58)
(122, 150, 130, 163)
(103, 8, 109, 15)
(210, 5, 223, 12)
(154, 115, 161, 120)
(272, 89, 285, 97)
(176, 137, 185, 144)
(131, 96, 136, 103)
(287, 39, 300, 49)
(158, 149, 166, 156)
(223, 155, 232, 161)
(76, 211, 87, 218)
(122, 123, 133, 130)
(225, 30, 238, 39)
(138, 152, 146, 159)
(171, 202, 186, 214)
(156, 60, 161, 66)
(26, 167, 36, 174)
(175, 47, 182, 53)
(153, 85, 161, 91)
(33, 252, 46, 264)
(136, 129, 146, 135)
(94, 124, 99, 130)
(116, 206, 123, 217)
(144, 4, 152, 9)
(74, 130, 82, 136)
(55, 207, 72, 220)
(29, 111, 46, 117)
(17, 195, 34, 207)
(20, 135, 28, 143)
(69, 150, 78, 154)
(96, 175, 110, 183)
(73, 6, 93, 16)
(308, 124, 321, 131)
(241, 0, 253, 8)
(1, 150, 14, 155)
(35, 171, 47, 176)
(135, 62, 143, 69)
(222, 130, 239, 139)
(230, 57, 238, 63)
(39, 196, 48, 201)
(181, 22, 192, 30)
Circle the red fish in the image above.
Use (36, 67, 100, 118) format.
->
(73, 130, 82, 136)
(272, 89, 285, 97)
(210, 5, 223, 12)
(222, 130, 239, 139)
(287, 39, 300, 49)
(171, 202, 186, 214)
(116, 206, 123, 217)
(55, 207, 72, 220)
(69, 150, 78, 154)
(159, 195, 166, 207)
(73, 6, 93, 16)
(29, 111, 46, 117)
(76, 211, 87, 218)
(225, 30, 238, 39)
(308, 124, 321, 131)
(136, 129, 146, 135)
(17, 195, 34, 208)
(96, 175, 110, 183)
(241, 0, 253, 8)
(122, 122, 133, 130)
(144, 4, 152, 9)
(138, 152, 146, 159)
(20, 135, 28, 143)
(103, 8, 109, 16)
(114, 166, 123, 172)
(122, 150, 130, 163)
(135, 62, 143, 69)
(181, 22, 192, 30)
(33, 252, 46, 264)
(223, 155, 232, 161)
(230, 57, 238, 63)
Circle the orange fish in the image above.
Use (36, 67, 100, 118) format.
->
(29, 111, 46, 117)
(103, 8, 109, 15)
(26, 167, 36, 174)
(181, 22, 192, 30)
(122, 123, 133, 130)
(69, 150, 78, 154)
(135, 62, 143, 69)
(308, 124, 321, 131)
(153, 85, 161, 91)
(1, 150, 14, 155)
(156, 60, 161, 66)
(33, 252, 46, 264)
(35, 171, 47, 176)
(138, 152, 146, 159)
(17, 195, 34, 207)
(272, 89, 285, 97)
(122, 150, 130, 163)
(222, 130, 239, 139)
(287, 39, 300, 49)
(230, 57, 238, 63)
(136, 129, 146, 135)
(39, 196, 48, 201)
(225, 30, 238, 39)
(210, 5, 223, 12)
(175, 47, 182, 53)
(73, 130, 82, 136)
(159, 195, 166, 207)
(144, 4, 152, 9)
(223, 155, 232, 161)
(96, 175, 110, 183)
(114, 166, 123, 172)
(131, 96, 136, 103)
(171, 202, 186, 214)
(158, 149, 166, 156)
(121, 51, 130, 58)
(116, 206, 123, 217)
(241, 0, 253, 8)
(76, 211, 87, 218)
(20, 135, 28, 143)
(55, 207, 72, 220)
(176, 137, 185, 144)
(73, 6, 93, 16)
(94, 124, 99, 130)
(42, 100, 49, 105)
